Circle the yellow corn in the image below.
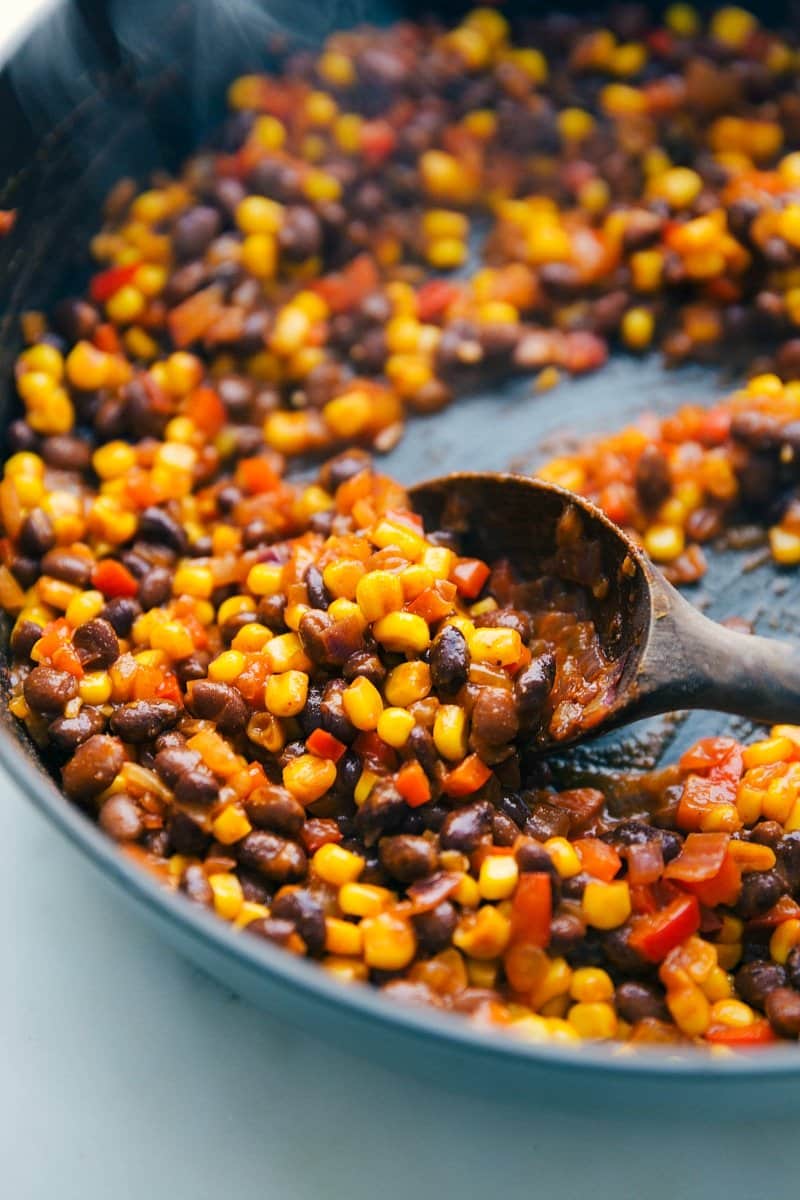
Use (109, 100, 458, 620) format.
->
(582, 881, 632, 929)
(78, 671, 113, 705)
(478, 855, 519, 900)
(372, 611, 431, 654)
(376, 706, 415, 749)
(212, 805, 253, 845)
(342, 676, 384, 731)
(356, 570, 404, 621)
(569, 967, 615, 1003)
(545, 837, 582, 879)
(264, 632, 312, 673)
(312, 843, 365, 886)
(469, 627, 522, 666)
(384, 661, 432, 707)
(433, 705, 469, 761)
(361, 912, 417, 970)
(339, 882, 392, 917)
(265, 670, 309, 717)
(452, 905, 512, 959)
(208, 649, 246, 683)
(247, 562, 284, 596)
(208, 873, 244, 921)
(770, 918, 800, 964)
(568, 1001, 618, 1039)
(322, 558, 365, 600)
(667, 985, 711, 1036)
(282, 753, 337, 805)
(325, 917, 363, 957)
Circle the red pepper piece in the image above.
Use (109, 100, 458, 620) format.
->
(706, 1020, 777, 1047)
(301, 818, 343, 854)
(450, 558, 490, 600)
(663, 832, 731, 883)
(91, 559, 139, 598)
(510, 872, 552, 948)
(90, 262, 140, 303)
(306, 728, 346, 763)
(684, 851, 742, 908)
(574, 837, 621, 882)
(441, 754, 492, 798)
(416, 278, 461, 322)
(395, 760, 431, 808)
(629, 894, 701, 962)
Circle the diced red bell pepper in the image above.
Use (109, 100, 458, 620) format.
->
(680, 736, 743, 785)
(441, 754, 492, 797)
(0, 209, 16, 237)
(630, 883, 659, 915)
(90, 262, 141, 303)
(167, 284, 224, 348)
(628, 894, 701, 963)
(450, 558, 490, 600)
(186, 386, 226, 437)
(93, 323, 122, 354)
(406, 581, 457, 624)
(574, 837, 621, 882)
(510, 872, 552, 948)
(91, 559, 139, 598)
(684, 850, 742, 908)
(238, 456, 281, 495)
(416, 278, 461, 322)
(705, 1020, 777, 1047)
(353, 731, 397, 772)
(360, 119, 396, 165)
(306, 728, 346, 763)
(395, 760, 431, 807)
(663, 832, 731, 883)
(553, 788, 605, 830)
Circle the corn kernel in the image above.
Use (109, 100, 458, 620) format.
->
(453, 872, 481, 908)
(339, 882, 392, 917)
(710, 6, 757, 48)
(568, 1001, 618, 1039)
(452, 905, 512, 959)
(530, 956, 573, 1010)
(149, 619, 195, 660)
(280, 747, 336, 802)
(469, 626, 522, 666)
(545, 837, 582, 879)
(342, 676, 384, 731)
(356, 569, 404, 622)
(570, 967, 615, 1003)
(770, 918, 800, 964)
(770, 526, 800, 565)
(208, 872, 244, 921)
(479, 855, 519, 900)
(212, 805, 253, 845)
(710, 998, 755, 1028)
(644, 523, 685, 563)
(173, 564, 214, 599)
(742, 736, 794, 769)
(264, 632, 312, 673)
(582, 880, 632, 929)
(667, 985, 711, 1036)
(384, 661, 432, 707)
(622, 306, 654, 351)
(78, 671, 113, 705)
(377, 706, 415, 749)
(325, 917, 363, 957)
(313, 843, 365, 886)
(208, 649, 246, 683)
(433, 704, 469, 761)
(264, 669, 308, 718)
(65, 589, 105, 627)
(362, 911, 417, 970)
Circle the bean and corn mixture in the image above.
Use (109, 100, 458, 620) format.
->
(4, 5, 800, 1050)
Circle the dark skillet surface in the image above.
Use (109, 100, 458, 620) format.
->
(1, 1, 799, 800)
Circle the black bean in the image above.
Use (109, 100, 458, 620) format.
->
(750, 821, 785, 849)
(320, 678, 357, 743)
(100, 596, 141, 637)
(342, 650, 386, 688)
(247, 917, 297, 947)
(271, 888, 326, 955)
(52, 297, 99, 343)
(412, 901, 457, 954)
(278, 205, 323, 260)
(300, 609, 364, 668)
(616, 981, 669, 1024)
(73, 618, 119, 670)
(137, 565, 174, 610)
(304, 564, 330, 610)
(256, 593, 286, 630)
(154, 743, 201, 785)
(110, 700, 181, 743)
(635, 444, 672, 511)
(603, 925, 649, 976)
(355, 779, 406, 845)
(23, 665, 78, 713)
(524, 798, 570, 841)
(10, 619, 43, 659)
(516, 839, 557, 874)
(181, 863, 213, 908)
(237, 830, 307, 882)
(138, 506, 189, 554)
(514, 654, 556, 727)
(318, 448, 373, 493)
(99, 793, 143, 842)
(11, 555, 39, 589)
(561, 873, 589, 902)
(8, 419, 38, 453)
(549, 911, 586, 955)
(244, 786, 305, 837)
(735, 869, 786, 919)
(18, 508, 55, 557)
(41, 434, 91, 472)
(173, 205, 221, 260)
(766, 988, 800, 1038)
(474, 607, 533, 643)
(175, 651, 212, 683)
(786, 946, 800, 990)
(439, 800, 493, 853)
(62, 735, 125, 800)
(735, 960, 787, 1010)
(188, 680, 249, 734)
(379, 834, 437, 882)
(778, 833, 800, 893)
(429, 625, 469, 696)
(174, 767, 218, 806)
(48, 706, 106, 751)
(40, 548, 92, 588)
(471, 686, 519, 746)
(168, 810, 212, 857)
(407, 725, 438, 778)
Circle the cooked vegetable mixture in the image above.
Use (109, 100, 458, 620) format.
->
(5, 5, 800, 1049)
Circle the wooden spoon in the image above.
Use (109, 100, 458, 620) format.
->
(409, 471, 800, 751)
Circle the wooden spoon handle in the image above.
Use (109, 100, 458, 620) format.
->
(633, 574, 800, 726)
